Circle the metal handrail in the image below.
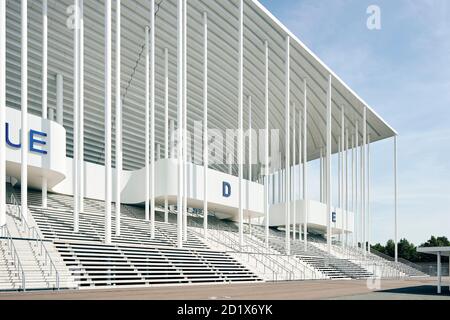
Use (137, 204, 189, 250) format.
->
(9, 193, 60, 290)
(0, 225, 26, 290)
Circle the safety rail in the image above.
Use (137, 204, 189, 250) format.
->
(9, 193, 60, 290)
(0, 224, 26, 290)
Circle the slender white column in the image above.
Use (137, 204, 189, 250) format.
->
(394, 135, 398, 262)
(362, 107, 367, 253)
(238, 0, 244, 247)
(437, 252, 441, 294)
(182, 0, 187, 242)
(73, 0, 79, 232)
(360, 140, 363, 250)
(319, 148, 323, 203)
(345, 128, 349, 246)
(326, 75, 332, 253)
(41, 0, 48, 209)
(367, 134, 371, 253)
(150, 0, 156, 239)
(264, 40, 269, 248)
(298, 103, 302, 241)
(156, 144, 161, 160)
(338, 135, 341, 242)
(351, 132, 355, 246)
(79, 0, 84, 213)
(169, 119, 175, 158)
(144, 26, 150, 222)
(56, 74, 64, 125)
(247, 95, 252, 235)
(21, 0, 28, 220)
(176, 0, 184, 248)
(104, 0, 112, 244)
(0, 0, 6, 226)
(284, 36, 291, 255)
(115, 0, 122, 237)
(202, 12, 208, 239)
(354, 122, 359, 247)
(340, 106, 345, 246)
(302, 79, 308, 250)
(292, 105, 296, 240)
(164, 47, 169, 223)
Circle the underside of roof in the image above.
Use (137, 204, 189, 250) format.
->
(4, 0, 397, 174)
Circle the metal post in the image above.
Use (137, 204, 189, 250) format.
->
(338, 135, 341, 244)
(0, 0, 5, 226)
(169, 119, 175, 159)
(437, 252, 441, 294)
(182, 0, 187, 243)
(115, 0, 121, 237)
(144, 26, 150, 222)
(21, 0, 28, 221)
(176, 0, 184, 248)
(73, 0, 79, 232)
(238, 0, 244, 247)
(340, 106, 345, 247)
(41, 0, 48, 209)
(394, 135, 398, 262)
(56, 74, 64, 125)
(164, 47, 169, 223)
(150, 0, 155, 239)
(284, 36, 291, 255)
(303, 79, 308, 251)
(367, 134, 371, 253)
(104, 0, 112, 244)
(320, 148, 323, 203)
(351, 132, 355, 247)
(79, 0, 84, 213)
(326, 75, 332, 253)
(362, 106, 366, 253)
(202, 12, 208, 240)
(354, 122, 359, 247)
(292, 105, 296, 241)
(248, 95, 252, 235)
(264, 40, 269, 248)
(345, 128, 349, 246)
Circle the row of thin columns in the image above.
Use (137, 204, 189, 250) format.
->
(0, 1, 399, 258)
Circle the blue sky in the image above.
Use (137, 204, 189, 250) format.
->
(260, 0, 450, 245)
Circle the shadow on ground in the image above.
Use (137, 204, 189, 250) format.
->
(377, 285, 450, 297)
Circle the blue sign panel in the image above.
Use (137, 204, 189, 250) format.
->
(222, 181, 231, 198)
(332, 212, 337, 223)
(5, 123, 48, 155)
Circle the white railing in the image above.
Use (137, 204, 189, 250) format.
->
(0, 224, 26, 290)
(9, 193, 60, 290)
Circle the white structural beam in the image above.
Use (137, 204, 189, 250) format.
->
(394, 135, 398, 262)
(284, 35, 290, 255)
(238, 0, 244, 247)
(164, 47, 169, 223)
(345, 128, 349, 246)
(292, 104, 296, 240)
(264, 40, 269, 248)
(362, 106, 367, 253)
(247, 95, 252, 235)
(176, 0, 184, 248)
(73, 0, 79, 232)
(302, 79, 308, 251)
(182, 0, 188, 242)
(202, 11, 208, 239)
(114, 0, 122, 236)
(104, 0, 112, 244)
(56, 74, 64, 125)
(354, 121, 359, 247)
(41, 0, 48, 209)
(144, 25, 150, 222)
(326, 75, 332, 253)
(79, 0, 84, 213)
(21, 0, 28, 220)
(340, 106, 345, 246)
(0, 0, 6, 226)
(150, 0, 156, 239)
(367, 134, 371, 253)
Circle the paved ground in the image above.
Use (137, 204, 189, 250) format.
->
(0, 277, 449, 300)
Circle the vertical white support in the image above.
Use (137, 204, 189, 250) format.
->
(156, 143, 161, 160)
(437, 252, 441, 294)
(0, 0, 6, 226)
(284, 36, 291, 255)
(182, 0, 188, 242)
(164, 47, 169, 223)
(367, 134, 371, 253)
(73, 0, 79, 232)
(247, 95, 252, 235)
(176, 0, 184, 248)
(202, 11, 208, 240)
(169, 119, 175, 159)
(79, 0, 84, 213)
(104, 0, 112, 244)
(21, 0, 28, 220)
(394, 135, 398, 262)
(326, 75, 332, 253)
(354, 122, 359, 247)
(115, 0, 122, 237)
(292, 105, 296, 241)
(238, 0, 244, 247)
(264, 40, 269, 248)
(56, 74, 64, 126)
(345, 128, 349, 246)
(150, 0, 156, 239)
(41, 0, 48, 209)
(362, 106, 367, 253)
(351, 132, 355, 246)
(319, 148, 323, 203)
(337, 135, 341, 242)
(144, 26, 150, 222)
(340, 106, 345, 246)
(303, 79, 308, 250)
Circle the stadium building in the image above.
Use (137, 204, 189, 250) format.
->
(0, 0, 426, 291)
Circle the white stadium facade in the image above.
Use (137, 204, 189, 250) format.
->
(0, 0, 426, 291)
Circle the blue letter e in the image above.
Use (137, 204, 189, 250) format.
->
(222, 182, 231, 198)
